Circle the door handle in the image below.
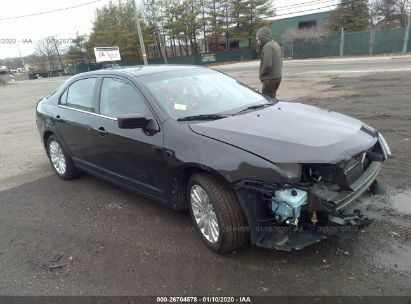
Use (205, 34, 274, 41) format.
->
(96, 127, 108, 136)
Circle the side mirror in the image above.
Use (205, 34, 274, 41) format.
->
(117, 113, 151, 129)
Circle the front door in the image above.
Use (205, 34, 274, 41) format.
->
(54, 77, 100, 169)
(92, 76, 167, 201)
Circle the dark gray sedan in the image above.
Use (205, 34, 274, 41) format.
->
(36, 65, 391, 253)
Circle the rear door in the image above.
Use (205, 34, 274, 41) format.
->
(92, 76, 167, 201)
(54, 77, 101, 169)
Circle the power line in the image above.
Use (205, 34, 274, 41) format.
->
(0, 0, 342, 23)
(0, 0, 343, 22)
(0, 0, 105, 21)
(275, 0, 337, 11)
(272, 2, 345, 18)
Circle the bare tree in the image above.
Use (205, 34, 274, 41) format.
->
(370, 0, 408, 28)
(34, 37, 60, 75)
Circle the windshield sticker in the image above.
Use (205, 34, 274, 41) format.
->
(174, 103, 187, 111)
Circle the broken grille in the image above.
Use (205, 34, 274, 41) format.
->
(345, 159, 366, 185)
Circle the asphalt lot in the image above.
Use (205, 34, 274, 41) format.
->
(0, 56, 410, 296)
(215, 55, 411, 74)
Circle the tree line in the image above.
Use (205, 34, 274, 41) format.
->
(66, 0, 408, 63)
(330, 0, 409, 32)
(66, 0, 275, 62)
(283, 0, 409, 42)
(2, 0, 409, 70)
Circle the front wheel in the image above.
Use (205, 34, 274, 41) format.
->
(187, 173, 248, 253)
(46, 135, 79, 180)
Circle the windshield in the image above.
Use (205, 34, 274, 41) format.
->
(139, 68, 270, 120)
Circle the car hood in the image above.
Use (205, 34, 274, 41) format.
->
(188, 102, 378, 164)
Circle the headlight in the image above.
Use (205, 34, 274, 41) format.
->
(378, 132, 391, 159)
(276, 163, 301, 182)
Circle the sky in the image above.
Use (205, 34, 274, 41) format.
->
(0, 0, 339, 60)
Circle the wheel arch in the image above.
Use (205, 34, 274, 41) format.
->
(43, 131, 54, 154)
(43, 131, 72, 158)
(171, 163, 237, 210)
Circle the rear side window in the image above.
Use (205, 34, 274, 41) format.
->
(99, 77, 147, 118)
(60, 78, 96, 112)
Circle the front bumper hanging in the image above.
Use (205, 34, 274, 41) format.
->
(236, 161, 382, 251)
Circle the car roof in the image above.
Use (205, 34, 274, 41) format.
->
(76, 65, 204, 78)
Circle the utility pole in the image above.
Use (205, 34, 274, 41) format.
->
(131, 0, 148, 65)
(340, 27, 345, 57)
(51, 36, 65, 74)
(16, 44, 26, 70)
(369, 27, 375, 56)
(403, 1, 411, 53)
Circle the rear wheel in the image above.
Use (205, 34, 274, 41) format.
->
(46, 135, 79, 179)
(187, 173, 248, 253)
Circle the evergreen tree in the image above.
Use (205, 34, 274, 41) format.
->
(75, 0, 278, 60)
(220, 0, 233, 51)
(205, 0, 224, 51)
(66, 33, 89, 64)
(229, 0, 274, 48)
(330, 0, 370, 32)
(242, 0, 275, 47)
(230, 0, 249, 42)
(86, 0, 155, 60)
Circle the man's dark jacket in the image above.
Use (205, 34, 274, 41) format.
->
(257, 27, 282, 81)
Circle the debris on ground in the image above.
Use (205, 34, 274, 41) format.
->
(50, 252, 64, 263)
(49, 264, 66, 270)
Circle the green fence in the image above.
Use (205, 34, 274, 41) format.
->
(374, 27, 405, 54)
(68, 49, 257, 75)
(291, 34, 340, 58)
(344, 31, 370, 56)
(286, 27, 410, 59)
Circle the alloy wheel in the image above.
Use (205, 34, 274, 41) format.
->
(49, 140, 66, 175)
(190, 185, 220, 243)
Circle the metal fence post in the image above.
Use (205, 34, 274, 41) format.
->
(369, 28, 375, 55)
(340, 27, 345, 57)
(403, 2, 411, 53)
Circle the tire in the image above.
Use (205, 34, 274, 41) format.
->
(187, 172, 248, 253)
(370, 180, 386, 195)
(46, 135, 79, 180)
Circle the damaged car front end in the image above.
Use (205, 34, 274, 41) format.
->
(183, 92, 392, 251)
(234, 132, 391, 251)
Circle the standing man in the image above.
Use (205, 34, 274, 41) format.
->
(256, 26, 283, 98)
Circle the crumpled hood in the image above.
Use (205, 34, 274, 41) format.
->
(189, 102, 378, 164)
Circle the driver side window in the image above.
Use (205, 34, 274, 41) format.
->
(59, 78, 97, 112)
(99, 77, 147, 118)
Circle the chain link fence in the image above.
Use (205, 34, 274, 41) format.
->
(68, 27, 411, 74)
(282, 27, 411, 59)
